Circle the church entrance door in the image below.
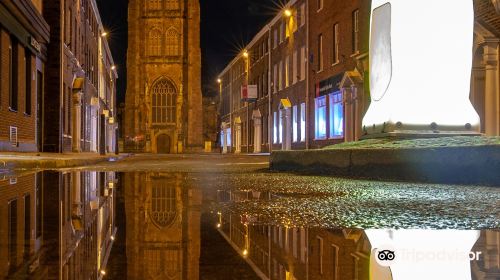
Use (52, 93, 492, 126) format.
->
(157, 134, 171, 154)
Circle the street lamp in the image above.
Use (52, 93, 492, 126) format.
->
(101, 31, 108, 37)
(284, 9, 292, 17)
(217, 78, 222, 84)
(111, 65, 116, 71)
(242, 50, 249, 58)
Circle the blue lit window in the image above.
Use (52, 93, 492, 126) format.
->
(278, 110, 283, 144)
(273, 112, 278, 143)
(292, 105, 298, 142)
(226, 128, 232, 146)
(300, 103, 306, 142)
(315, 96, 327, 139)
(329, 91, 344, 138)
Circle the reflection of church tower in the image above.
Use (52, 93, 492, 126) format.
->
(124, 173, 201, 279)
(125, 0, 203, 154)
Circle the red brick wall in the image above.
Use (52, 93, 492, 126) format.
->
(0, 29, 37, 151)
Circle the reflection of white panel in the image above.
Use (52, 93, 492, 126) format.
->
(366, 229, 480, 280)
(363, 0, 480, 135)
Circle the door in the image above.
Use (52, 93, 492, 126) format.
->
(157, 134, 171, 154)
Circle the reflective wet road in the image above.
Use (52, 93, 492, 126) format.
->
(0, 155, 499, 279)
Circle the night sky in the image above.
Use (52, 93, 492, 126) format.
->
(96, 0, 280, 103)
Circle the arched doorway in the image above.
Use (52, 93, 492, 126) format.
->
(157, 134, 171, 154)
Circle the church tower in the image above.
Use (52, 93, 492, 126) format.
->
(125, 0, 203, 153)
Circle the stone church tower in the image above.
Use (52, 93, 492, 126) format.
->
(125, 0, 203, 153)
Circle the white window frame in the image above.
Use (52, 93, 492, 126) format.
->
(315, 96, 327, 140)
(273, 64, 278, 93)
(292, 105, 298, 143)
(318, 34, 323, 72)
(300, 46, 306, 81)
(333, 23, 340, 64)
(285, 56, 290, 88)
(300, 103, 306, 142)
(292, 50, 298, 85)
(329, 91, 344, 138)
(278, 60, 283, 91)
(317, 0, 323, 12)
(353, 9, 360, 54)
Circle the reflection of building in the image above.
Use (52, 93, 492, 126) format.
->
(40, 171, 116, 279)
(122, 173, 201, 279)
(0, 173, 42, 278)
(471, 230, 500, 279)
(0, 171, 116, 279)
(215, 190, 370, 280)
(0, 0, 49, 152)
(124, 0, 203, 154)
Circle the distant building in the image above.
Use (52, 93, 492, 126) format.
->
(124, 0, 203, 154)
(0, 0, 49, 152)
(42, 0, 118, 153)
(472, 0, 500, 136)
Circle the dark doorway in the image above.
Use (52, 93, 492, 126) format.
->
(157, 134, 171, 154)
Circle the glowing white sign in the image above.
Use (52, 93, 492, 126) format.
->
(363, 0, 480, 135)
(366, 229, 480, 280)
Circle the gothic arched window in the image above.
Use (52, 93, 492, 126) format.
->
(151, 178, 177, 228)
(165, 28, 179, 56)
(151, 78, 176, 124)
(148, 29, 162, 56)
(148, 0, 162, 10)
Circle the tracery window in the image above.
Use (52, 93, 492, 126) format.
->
(151, 178, 177, 227)
(151, 78, 177, 124)
(165, 28, 179, 56)
(148, 29, 162, 56)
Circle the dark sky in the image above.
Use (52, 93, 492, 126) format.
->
(96, 0, 279, 103)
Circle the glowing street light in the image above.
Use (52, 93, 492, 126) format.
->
(111, 65, 116, 71)
(101, 31, 108, 37)
(217, 78, 222, 84)
(284, 9, 292, 17)
(242, 50, 249, 58)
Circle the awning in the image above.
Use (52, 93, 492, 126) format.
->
(280, 98, 292, 109)
(72, 78, 85, 91)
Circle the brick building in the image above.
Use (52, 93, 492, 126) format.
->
(124, 0, 203, 154)
(218, 0, 500, 154)
(219, 0, 308, 154)
(42, 0, 118, 153)
(307, 0, 370, 149)
(0, 0, 49, 152)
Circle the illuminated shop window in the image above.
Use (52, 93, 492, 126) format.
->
(300, 103, 306, 142)
(292, 105, 298, 142)
(279, 110, 283, 144)
(315, 96, 327, 139)
(329, 91, 344, 138)
(226, 128, 231, 146)
(273, 112, 278, 143)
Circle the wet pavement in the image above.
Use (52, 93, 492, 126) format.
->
(0, 154, 499, 279)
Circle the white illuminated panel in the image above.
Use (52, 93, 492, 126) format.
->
(366, 229, 480, 280)
(363, 0, 480, 135)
